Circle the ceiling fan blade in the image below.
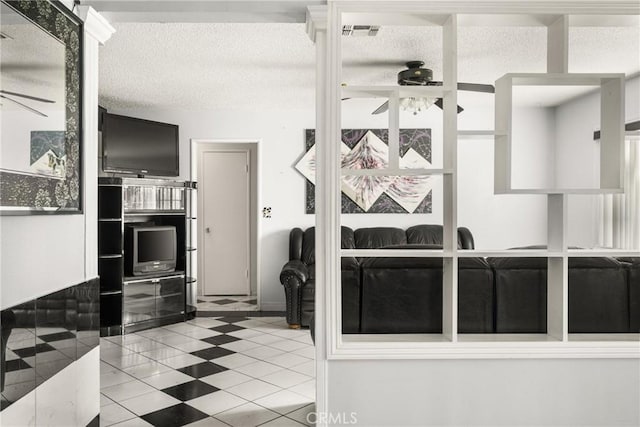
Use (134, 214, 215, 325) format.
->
(0, 94, 48, 117)
(457, 82, 495, 93)
(426, 81, 495, 93)
(0, 90, 55, 103)
(372, 100, 389, 115)
(434, 98, 464, 114)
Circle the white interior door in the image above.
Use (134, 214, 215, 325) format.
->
(201, 150, 250, 295)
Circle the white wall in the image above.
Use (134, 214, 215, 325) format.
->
(554, 75, 640, 247)
(327, 358, 640, 426)
(106, 102, 552, 308)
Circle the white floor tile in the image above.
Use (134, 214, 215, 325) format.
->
(118, 390, 181, 416)
(291, 334, 314, 346)
(120, 339, 165, 353)
(234, 361, 283, 379)
(267, 340, 309, 352)
(260, 370, 312, 389)
(169, 339, 214, 353)
(101, 393, 115, 407)
(225, 379, 281, 401)
(247, 334, 285, 346)
(254, 389, 313, 415)
(186, 318, 228, 328)
(139, 346, 184, 361)
(136, 328, 179, 340)
(100, 371, 137, 389)
(215, 402, 279, 427)
(213, 353, 257, 369)
(234, 320, 269, 329)
(240, 345, 285, 360)
(181, 328, 222, 340)
(260, 416, 307, 427)
(257, 317, 287, 325)
(102, 353, 155, 370)
(285, 404, 315, 426)
(100, 347, 134, 360)
(160, 334, 202, 347)
(109, 417, 153, 427)
(158, 353, 206, 369)
(288, 380, 315, 400)
(264, 353, 309, 369)
(99, 403, 136, 426)
(289, 361, 315, 378)
(122, 361, 172, 379)
(270, 329, 310, 340)
(183, 417, 230, 427)
(291, 346, 315, 360)
(200, 370, 253, 390)
(101, 380, 157, 402)
(219, 339, 262, 352)
(187, 390, 247, 415)
(141, 370, 194, 389)
(226, 328, 264, 339)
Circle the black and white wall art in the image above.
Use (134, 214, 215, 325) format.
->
(296, 129, 433, 214)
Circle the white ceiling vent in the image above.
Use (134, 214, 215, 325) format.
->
(342, 25, 380, 37)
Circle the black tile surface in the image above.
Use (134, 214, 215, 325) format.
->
(161, 380, 219, 401)
(211, 324, 245, 333)
(76, 278, 100, 359)
(190, 347, 235, 360)
(178, 362, 228, 378)
(141, 403, 209, 427)
(1, 301, 36, 411)
(13, 343, 55, 358)
(202, 334, 241, 346)
(5, 359, 32, 372)
(36, 287, 77, 385)
(211, 299, 235, 305)
(39, 331, 76, 342)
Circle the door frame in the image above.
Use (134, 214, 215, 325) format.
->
(191, 139, 261, 307)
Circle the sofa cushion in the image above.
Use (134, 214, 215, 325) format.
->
(406, 225, 444, 246)
(301, 226, 355, 265)
(355, 227, 406, 249)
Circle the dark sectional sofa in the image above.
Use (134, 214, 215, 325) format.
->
(280, 225, 640, 334)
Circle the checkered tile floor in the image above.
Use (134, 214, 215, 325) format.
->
(100, 316, 315, 426)
(197, 296, 259, 312)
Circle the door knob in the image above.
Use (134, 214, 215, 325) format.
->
(206, 227, 211, 233)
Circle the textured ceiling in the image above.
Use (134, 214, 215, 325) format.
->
(99, 22, 639, 111)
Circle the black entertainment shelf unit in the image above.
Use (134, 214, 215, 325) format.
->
(98, 177, 197, 336)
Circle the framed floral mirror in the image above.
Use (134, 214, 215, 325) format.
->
(0, 0, 82, 214)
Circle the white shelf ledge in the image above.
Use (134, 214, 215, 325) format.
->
(342, 85, 450, 99)
(340, 168, 451, 176)
(495, 188, 625, 195)
(457, 249, 564, 257)
(341, 249, 452, 258)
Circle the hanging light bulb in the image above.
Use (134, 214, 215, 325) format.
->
(400, 97, 436, 115)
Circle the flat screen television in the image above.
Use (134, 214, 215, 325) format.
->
(125, 225, 177, 276)
(102, 113, 179, 177)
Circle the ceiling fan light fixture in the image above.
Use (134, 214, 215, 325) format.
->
(400, 97, 436, 115)
(342, 25, 380, 37)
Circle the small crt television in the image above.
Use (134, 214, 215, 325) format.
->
(125, 225, 177, 276)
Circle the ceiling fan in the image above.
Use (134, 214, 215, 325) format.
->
(367, 61, 495, 115)
(0, 89, 55, 117)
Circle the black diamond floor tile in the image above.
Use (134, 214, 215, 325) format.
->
(212, 299, 235, 305)
(5, 359, 32, 372)
(178, 362, 227, 378)
(38, 331, 76, 343)
(211, 324, 245, 333)
(161, 380, 219, 401)
(215, 316, 249, 324)
(190, 346, 235, 360)
(141, 403, 209, 427)
(13, 343, 55, 358)
(202, 334, 241, 345)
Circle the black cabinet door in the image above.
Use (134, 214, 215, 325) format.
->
(156, 276, 185, 318)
